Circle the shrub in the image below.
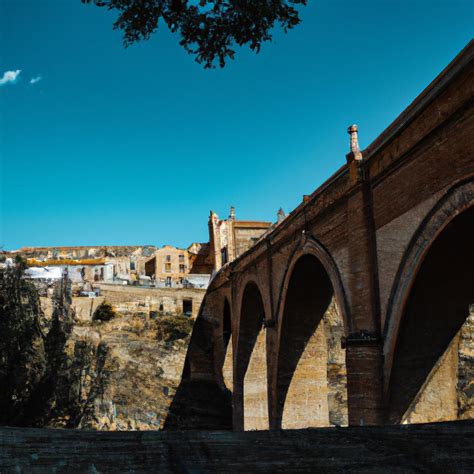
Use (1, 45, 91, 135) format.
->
(128, 316, 146, 335)
(92, 301, 116, 322)
(156, 315, 194, 343)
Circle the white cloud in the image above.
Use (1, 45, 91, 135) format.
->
(29, 76, 42, 85)
(0, 70, 21, 86)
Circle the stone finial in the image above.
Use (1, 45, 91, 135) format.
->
(347, 124, 360, 152)
(229, 206, 235, 220)
(347, 124, 363, 161)
(277, 207, 286, 223)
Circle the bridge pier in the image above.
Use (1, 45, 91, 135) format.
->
(344, 127, 384, 426)
(232, 380, 245, 431)
(343, 334, 384, 425)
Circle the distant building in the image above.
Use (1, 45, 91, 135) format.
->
(187, 242, 214, 275)
(13, 207, 273, 287)
(208, 207, 272, 272)
(145, 245, 191, 287)
(17, 245, 146, 260)
(17, 245, 157, 284)
(24, 258, 114, 282)
(25, 266, 63, 280)
(107, 246, 156, 282)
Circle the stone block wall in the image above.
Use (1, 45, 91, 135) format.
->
(401, 309, 474, 424)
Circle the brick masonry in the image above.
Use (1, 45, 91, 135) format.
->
(170, 41, 474, 430)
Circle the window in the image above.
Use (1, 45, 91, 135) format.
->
(183, 299, 192, 316)
(221, 246, 228, 265)
(165, 263, 171, 273)
(179, 264, 185, 273)
(166, 255, 171, 262)
(130, 260, 136, 271)
(166, 277, 172, 287)
(179, 254, 185, 263)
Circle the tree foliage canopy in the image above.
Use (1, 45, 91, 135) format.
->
(82, 0, 307, 68)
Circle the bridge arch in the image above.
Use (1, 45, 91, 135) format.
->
(384, 178, 474, 423)
(234, 280, 269, 430)
(274, 236, 349, 429)
(275, 235, 351, 331)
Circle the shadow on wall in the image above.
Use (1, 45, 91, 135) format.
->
(235, 283, 267, 431)
(164, 315, 232, 430)
(276, 254, 348, 429)
(388, 206, 474, 423)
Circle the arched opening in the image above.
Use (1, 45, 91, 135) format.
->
(388, 206, 474, 423)
(221, 299, 233, 391)
(235, 282, 268, 430)
(277, 254, 347, 429)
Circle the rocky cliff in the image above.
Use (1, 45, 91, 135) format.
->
(39, 314, 192, 431)
(0, 267, 192, 431)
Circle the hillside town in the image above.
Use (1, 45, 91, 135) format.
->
(2, 207, 276, 319)
(0, 206, 279, 431)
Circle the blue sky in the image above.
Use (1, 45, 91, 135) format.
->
(1, 1, 473, 250)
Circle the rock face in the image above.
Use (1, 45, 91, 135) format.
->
(324, 299, 348, 427)
(38, 309, 192, 431)
(0, 269, 192, 431)
(44, 321, 190, 431)
(458, 308, 474, 419)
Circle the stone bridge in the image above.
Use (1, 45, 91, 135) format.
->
(166, 41, 474, 431)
